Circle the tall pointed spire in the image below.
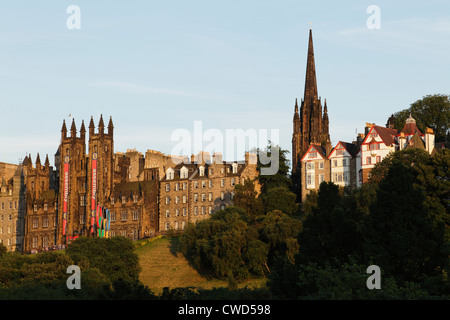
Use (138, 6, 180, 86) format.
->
(303, 28, 318, 103)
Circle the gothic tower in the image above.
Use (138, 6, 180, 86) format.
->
(86, 115, 114, 234)
(57, 118, 88, 245)
(292, 28, 330, 174)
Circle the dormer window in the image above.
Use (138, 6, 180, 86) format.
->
(180, 166, 188, 179)
(199, 166, 205, 176)
(166, 168, 174, 180)
(232, 163, 238, 174)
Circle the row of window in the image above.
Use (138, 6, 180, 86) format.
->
(165, 178, 237, 192)
(166, 164, 239, 180)
(164, 204, 226, 218)
(30, 211, 140, 229)
(306, 172, 350, 186)
(1, 201, 18, 210)
(165, 191, 234, 204)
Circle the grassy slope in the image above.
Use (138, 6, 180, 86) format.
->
(135, 236, 265, 294)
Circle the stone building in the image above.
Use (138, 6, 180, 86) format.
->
(0, 163, 25, 252)
(23, 154, 58, 252)
(159, 152, 259, 233)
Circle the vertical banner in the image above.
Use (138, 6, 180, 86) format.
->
(90, 152, 98, 233)
(63, 156, 70, 236)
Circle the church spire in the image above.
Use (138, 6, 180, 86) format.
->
(303, 28, 318, 103)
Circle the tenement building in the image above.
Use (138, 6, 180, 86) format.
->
(159, 152, 259, 233)
(0, 163, 26, 252)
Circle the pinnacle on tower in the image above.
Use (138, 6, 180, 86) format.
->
(70, 118, 77, 137)
(98, 114, 105, 134)
(61, 119, 67, 138)
(80, 119, 86, 134)
(36, 153, 41, 165)
(303, 28, 318, 104)
(44, 154, 50, 168)
(89, 116, 95, 135)
(108, 116, 114, 136)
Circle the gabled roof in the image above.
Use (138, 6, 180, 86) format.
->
(363, 125, 398, 147)
(328, 141, 359, 159)
(300, 144, 327, 162)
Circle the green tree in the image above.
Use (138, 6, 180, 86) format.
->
(65, 236, 141, 284)
(233, 179, 264, 220)
(363, 162, 444, 283)
(261, 186, 297, 215)
(297, 182, 365, 266)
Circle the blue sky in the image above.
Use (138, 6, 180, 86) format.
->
(0, 1, 449, 168)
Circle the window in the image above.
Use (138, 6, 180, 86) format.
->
(194, 207, 198, 215)
(133, 211, 139, 221)
(367, 157, 372, 165)
(232, 163, 238, 173)
(182, 195, 187, 204)
(231, 191, 234, 200)
(202, 180, 206, 188)
(165, 222, 170, 231)
(122, 196, 126, 204)
(80, 195, 86, 207)
(34, 204, 37, 212)
(231, 178, 235, 186)
(180, 167, 188, 179)
(201, 193, 206, 202)
(342, 159, 347, 166)
(165, 197, 170, 205)
(183, 182, 187, 190)
(336, 149, 344, 156)
(165, 210, 170, 218)
(221, 192, 225, 200)
(209, 193, 213, 201)
(183, 208, 187, 216)
(111, 197, 115, 205)
(319, 173, 324, 183)
(166, 169, 174, 180)
(175, 183, 179, 191)
(307, 162, 315, 170)
(199, 166, 205, 176)
(319, 161, 324, 169)
(111, 211, 116, 222)
(133, 195, 138, 203)
(201, 206, 205, 215)
(306, 174, 313, 186)
(121, 211, 127, 221)
(221, 179, 225, 187)
(333, 160, 338, 167)
(33, 218, 39, 228)
(309, 152, 317, 158)
(165, 183, 170, 192)
(44, 203, 48, 211)
(376, 156, 381, 163)
(175, 196, 180, 204)
(194, 181, 198, 189)
(194, 194, 198, 202)
(174, 221, 179, 230)
(208, 206, 212, 214)
(175, 209, 179, 217)
(79, 215, 85, 225)
(209, 180, 213, 188)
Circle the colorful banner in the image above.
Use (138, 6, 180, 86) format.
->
(95, 205, 110, 238)
(90, 152, 98, 233)
(62, 156, 70, 236)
